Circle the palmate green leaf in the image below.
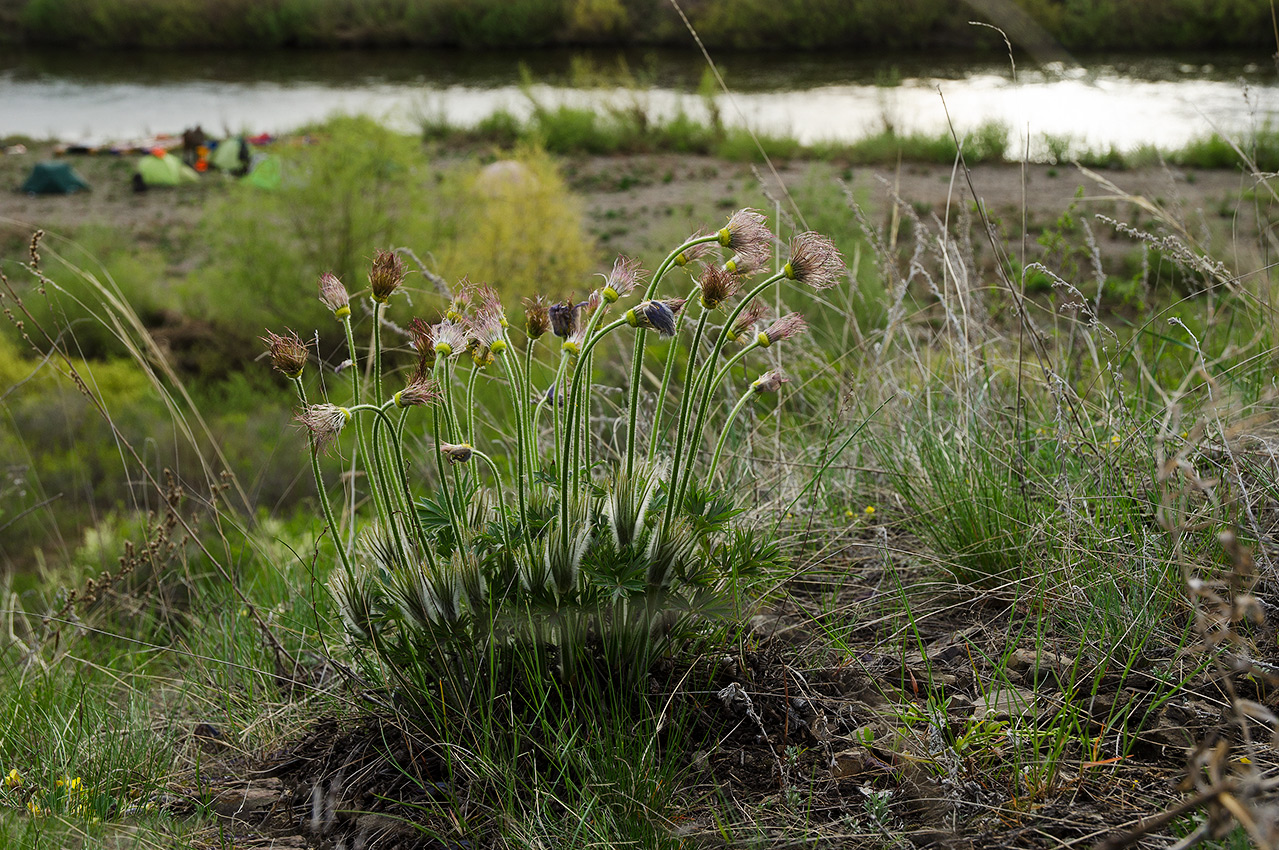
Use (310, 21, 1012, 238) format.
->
(680, 483, 743, 536)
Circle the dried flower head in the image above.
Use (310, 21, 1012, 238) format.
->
(562, 324, 587, 356)
(445, 285, 470, 322)
(369, 249, 406, 303)
(395, 373, 442, 408)
(295, 403, 351, 453)
(727, 300, 768, 342)
(663, 296, 688, 317)
(523, 295, 551, 339)
(433, 319, 468, 357)
(439, 442, 474, 464)
(717, 209, 772, 271)
(548, 299, 581, 338)
(262, 329, 308, 378)
(318, 272, 350, 318)
(468, 284, 508, 355)
(601, 255, 644, 303)
(698, 264, 742, 310)
(408, 317, 434, 354)
(471, 282, 508, 329)
(783, 232, 844, 290)
(752, 369, 789, 394)
(758, 312, 808, 347)
(674, 229, 713, 267)
(625, 300, 677, 336)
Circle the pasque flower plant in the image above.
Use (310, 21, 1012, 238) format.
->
(270, 211, 843, 699)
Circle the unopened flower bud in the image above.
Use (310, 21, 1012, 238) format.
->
(439, 442, 473, 464)
(752, 370, 789, 394)
(625, 300, 677, 336)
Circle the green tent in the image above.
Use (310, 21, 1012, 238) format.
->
(243, 154, 281, 190)
(21, 161, 90, 195)
(210, 137, 252, 173)
(137, 153, 199, 187)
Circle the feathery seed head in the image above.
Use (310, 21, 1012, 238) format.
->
(432, 319, 468, 357)
(368, 249, 406, 303)
(758, 312, 808, 347)
(318, 272, 350, 318)
(408, 317, 434, 354)
(523, 295, 551, 339)
(783, 231, 844, 289)
(625, 300, 677, 336)
(663, 296, 688, 317)
(262, 329, 308, 378)
(752, 369, 789, 394)
(699, 264, 742, 309)
(674, 229, 713, 266)
(727, 300, 767, 342)
(717, 209, 772, 270)
(395, 373, 442, 408)
(440, 442, 474, 464)
(601, 255, 644, 303)
(295, 403, 351, 453)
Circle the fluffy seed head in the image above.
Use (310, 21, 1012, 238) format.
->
(783, 232, 844, 289)
(758, 312, 808, 347)
(318, 272, 350, 317)
(663, 296, 688, 317)
(727, 300, 767, 342)
(601, 255, 644, 303)
(295, 403, 350, 453)
(440, 442, 473, 464)
(408, 317, 434, 354)
(433, 319, 468, 357)
(523, 295, 551, 339)
(674, 229, 713, 267)
(395, 373, 442, 408)
(717, 209, 772, 271)
(262, 329, 308, 377)
(752, 369, 789, 394)
(625, 300, 677, 336)
(699, 264, 742, 310)
(368, 249, 406, 303)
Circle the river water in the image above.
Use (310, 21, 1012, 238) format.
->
(2, 48, 1276, 157)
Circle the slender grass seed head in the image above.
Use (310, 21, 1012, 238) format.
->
(758, 312, 808, 347)
(262, 328, 308, 378)
(295, 403, 351, 454)
(783, 232, 844, 290)
(317, 271, 350, 318)
(601, 255, 644, 303)
(752, 369, 789, 394)
(718, 209, 772, 271)
(369, 249, 406, 303)
(523, 295, 551, 339)
(625, 300, 677, 336)
(699, 264, 742, 310)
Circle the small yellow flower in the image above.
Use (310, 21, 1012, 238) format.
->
(4, 768, 21, 788)
(1110, 434, 1121, 446)
(1239, 756, 1253, 765)
(1180, 430, 1189, 439)
(27, 799, 45, 818)
(844, 508, 854, 519)
(864, 505, 876, 516)
(1035, 427, 1046, 437)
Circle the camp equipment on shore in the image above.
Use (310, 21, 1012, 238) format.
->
(20, 161, 90, 195)
(136, 150, 199, 187)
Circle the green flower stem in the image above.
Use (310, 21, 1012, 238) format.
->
(706, 386, 757, 485)
(625, 234, 720, 477)
(522, 338, 539, 475)
(540, 352, 568, 475)
(290, 377, 354, 575)
(469, 448, 518, 566)
(646, 283, 702, 462)
(395, 406, 438, 570)
(352, 401, 413, 564)
(371, 299, 385, 406)
(559, 316, 629, 543)
(429, 363, 464, 543)
(438, 359, 468, 516)
(498, 350, 534, 567)
(662, 306, 711, 528)
(339, 313, 392, 531)
(465, 361, 481, 445)
(709, 340, 761, 400)
(676, 271, 785, 510)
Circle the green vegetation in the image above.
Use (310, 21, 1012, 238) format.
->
(3, 102, 1279, 848)
(7, 0, 1273, 50)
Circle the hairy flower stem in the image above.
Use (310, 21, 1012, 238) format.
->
(395, 407, 438, 569)
(465, 362, 481, 444)
(498, 350, 535, 567)
(430, 363, 464, 543)
(470, 448, 517, 561)
(340, 313, 392, 532)
(350, 401, 412, 565)
(706, 386, 756, 484)
(662, 307, 711, 529)
(290, 377, 354, 575)
(438, 360, 468, 516)
(647, 283, 702, 462)
(676, 271, 785, 510)
(625, 234, 719, 478)
(522, 338, 539, 477)
(535, 352, 570, 473)
(371, 300, 385, 406)
(559, 316, 628, 545)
